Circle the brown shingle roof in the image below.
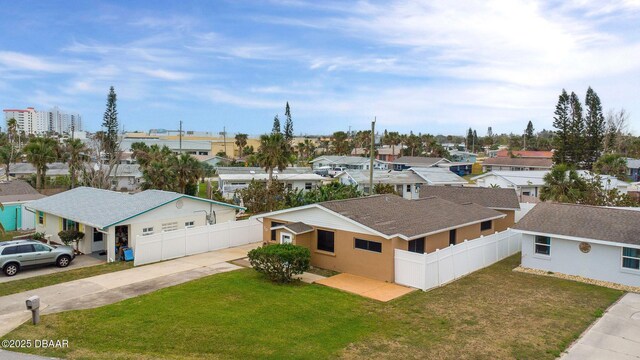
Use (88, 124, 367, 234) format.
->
(482, 157, 553, 168)
(514, 202, 640, 245)
(319, 195, 505, 239)
(0, 180, 46, 203)
(419, 186, 520, 210)
(495, 150, 553, 158)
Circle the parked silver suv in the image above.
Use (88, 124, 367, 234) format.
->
(0, 240, 75, 276)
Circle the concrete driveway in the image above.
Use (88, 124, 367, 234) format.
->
(0, 242, 259, 337)
(316, 273, 415, 302)
(561, 292, 640, 359)
(0, 255, 105, 284)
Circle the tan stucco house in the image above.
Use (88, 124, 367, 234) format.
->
(254, 195, 505, 282)
(418, 186, 520, 231)
(27, 187, 244, 262)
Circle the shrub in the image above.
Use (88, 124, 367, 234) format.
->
(248, 244, 311, 283)
(32, 232, 46, 241)
(58, 229, 85, 247)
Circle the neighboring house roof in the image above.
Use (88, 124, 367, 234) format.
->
(26, 187, 244, 230)
(218, 173, 324, 182)
(472, 171, 548, 187)
(495, 150, 553, 158)
(626, 158, 640, 169)
(112, 164, 142, 178)
(0, 180, 46, 203)
(217, 167, 314, 175)
(6, 162, 70, 176)
(319, 195, 504, 239)
(273, 221, 314, 235)
(192, 155, 231, 163)
(409, 167, 468, 185)
(482, 157, 553, 168)
(310, 155, 381, 166)
(351, 146, 402, 156)
(392, 156, 450, 167)
(514, 202, 640, 246)
(336, 170, 427, 186)
(419, 186, 520, 210)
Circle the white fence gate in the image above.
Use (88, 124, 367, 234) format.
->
(394, 229, 522, 291)
(134, 218, 262, 266)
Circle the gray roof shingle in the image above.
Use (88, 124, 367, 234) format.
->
(419, 186, 520, 210)
(392, 156, 448, 166)
(320, 194, 504, 238)
(514, 202, 640, 245)
(26, 187, 242, 229)
(0, 180, 46, 203)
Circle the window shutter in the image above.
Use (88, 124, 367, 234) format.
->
(43, 212, 46, 226)
(79, 223, 84, 232)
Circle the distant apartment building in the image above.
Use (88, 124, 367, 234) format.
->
(3, 106, 82, 135)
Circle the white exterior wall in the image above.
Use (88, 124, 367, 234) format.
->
(521, 234, 640, 287)
(111, 176, 141, 192)
(34, 213, 93, 254)
(219, 179, 321, 199)
(475, 175, 514, 189)
(267, 206, 380, 236)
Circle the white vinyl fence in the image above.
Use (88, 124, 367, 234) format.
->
(134, 218, 262, 266)
(394, 229, 522, 291)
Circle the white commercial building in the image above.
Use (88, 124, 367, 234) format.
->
(3, 106, 82, 135)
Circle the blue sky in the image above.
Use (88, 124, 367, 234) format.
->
(1, 0, 639, 136)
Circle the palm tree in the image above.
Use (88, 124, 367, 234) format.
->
(256, 133, 290, 183)
(234, 133, 248, 158)
(540, 164, 586, 203)
(174, 153, 203, 194)
(65, 138, 88, 188)
(24, 137, 58, 190)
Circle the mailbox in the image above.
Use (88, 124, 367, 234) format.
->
(26, 296, 40, 310)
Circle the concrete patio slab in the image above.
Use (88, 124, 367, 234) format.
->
(561, 292, 640, 359)
(316, 273, 415, 302)
(0, 255, 105, 284)
(296, 272, 326, 284)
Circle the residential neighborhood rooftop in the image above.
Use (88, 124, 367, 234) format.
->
(409, 167, 468, 185)
(419, 186, 520, 210)
(310, 155, 380, 166)
(216, 167, 315, 175)
(482, 157, 553, 168)
(0, 179, 46, 203)
(319, 194, 505, 239)
(391, 156, 449, 166)
(336, 169, 426, 185)
(495, 150, 554, 158)
(26, 187, 243, 230)
(514, 202, 640, 246)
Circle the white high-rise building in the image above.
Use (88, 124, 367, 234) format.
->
(3, 106, 83, 135)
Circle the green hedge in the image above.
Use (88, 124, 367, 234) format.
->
(248, 244, 311, 283)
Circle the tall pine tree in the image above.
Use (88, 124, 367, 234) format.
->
(584, 87, 605, 169)
(272, 115, 281, 134)
(466, 128, 473, 151)
(283, 102, 293, 142)
(552, 90, 571, 164)
(569, 91, 585, 166)
(102, 86, 119, 160)
(525, 121, 534, 150)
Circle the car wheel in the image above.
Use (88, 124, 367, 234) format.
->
(3, 263, 19, 276)
(56, 255, 71, 268)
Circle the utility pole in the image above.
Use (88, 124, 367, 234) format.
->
(179, 120, 183, 153)
(369, 117, 376, 196)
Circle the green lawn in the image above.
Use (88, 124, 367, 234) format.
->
(197, 181, 218, 199)
(3, 255, 622, 359)
(0, 262, 133, 297)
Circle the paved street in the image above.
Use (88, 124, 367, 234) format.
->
(0, 243, 259, 337)
(561, 292, 640, 359)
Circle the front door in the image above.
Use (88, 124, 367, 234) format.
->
(280, 232, 293, 244)
(91, 227, 105, 253)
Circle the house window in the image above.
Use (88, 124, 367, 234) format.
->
(271, 221, 283, 241)
(305, 182, 312, 190)
(185, 221, 195, 228)
(480, 220, 492, 231)
(408, 238, 425, 254)
(317, 229, 335, 253)
(534, 236, 551, 255)
(449, 229, 456, 246)
(162, 222, 178, 232)
(622, 247, 640, 270)
(63, 218, 79, 231)
(406, 184, 411, 193)
(38, 211, 44, 225)
(142, 227, 154, 236)
(354, 238, 382, 253)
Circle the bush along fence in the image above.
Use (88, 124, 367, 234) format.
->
(394, 229, 522, 291)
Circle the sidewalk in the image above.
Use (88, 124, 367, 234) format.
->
(0, 243, 259, 337)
